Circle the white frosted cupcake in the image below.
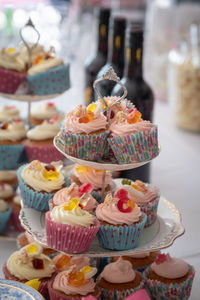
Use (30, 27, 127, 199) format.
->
(30, 102, 58, 125)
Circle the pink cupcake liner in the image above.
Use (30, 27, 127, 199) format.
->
(0, 68, 27, 94)
(11, 210, 25, 232)
(48, 277, 101, 300)
(24, 143, 65, 164)
(139, 197, 160, 228)
(45, 212, 100, 254)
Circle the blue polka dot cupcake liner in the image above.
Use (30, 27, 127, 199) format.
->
(27, 63, 70, 95)
(61, 129, 109, 162)
(0, 205, 12, 234)
(108, 126, 158, 164)
(0, 144, 24, 170)
(97, 212, 147, 251)
(17, 165, 68, 212)
(143, 265, 195, 300)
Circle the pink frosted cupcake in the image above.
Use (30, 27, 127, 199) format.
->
(50, 182, 97, 212)
(143, 253, 195, 299)
(48, 265, 100, 300)
(61, 103, 109, 162)
(3, 242, 55, 297)
(71, 165, 114, 202)
(53, 253, 90, 272)
(24, 114, 64, 163)
(120, 179, 160, 227)
(46, 198, 100, 253)
(98, 257, 144, 300)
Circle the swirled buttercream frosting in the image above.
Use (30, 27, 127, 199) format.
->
(0, 48, 26, 71)
(21, 160, 65, 192)
(110, 119, 155, 137)
(31, 102, 58, 120)
(0, 105, 20, 122)
(151, 254, 189, 279)
(100, 257, 136, 283)
(0, 119, 26, 142)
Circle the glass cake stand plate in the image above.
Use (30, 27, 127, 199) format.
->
(19, 195, 184, 257)
(53, 133, 160, 171)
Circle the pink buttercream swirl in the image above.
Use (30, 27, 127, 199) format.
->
(151, 254, 189, 279)
(110, 119, 155, 137)
(100, 257, 136, 283)
(96, 193, 141, 225)
(129, 252, 150, 259)
(63, 109, 107, 134)
(52, 269, 96, 296)
(52, 184, 97, 212)
(53, 254, 90, 272)
(74, 165, 113, 190)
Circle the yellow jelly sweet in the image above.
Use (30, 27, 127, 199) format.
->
(74, 105, 82, 117)
(64, 198, 80, 211)
(25, 279, 40, 291)
(55, 255, 70, 270)
(43, 169, 59, 180)
(69, 271, 86, 287)
(127, 110, 141, 124)
(87, 103, 97, 113)
(76, 166, 90, 173)
(7, 47, 16, 54)
(95, 169, 103, 173)
(26, 244, 38, 254)
(131, 184, 140, 191)
(127, 199, 135, 210)
(81, 265, 92, 274)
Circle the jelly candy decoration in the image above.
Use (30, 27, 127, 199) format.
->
(110, 110, 115, 119)
(64, 198, 80, 211)
(9, 105, 16, 109)
(131, 184, 140, 191)
(0, 122, 8, 130)
(43, 164, 59, 180)
(80, 266, 97, 279)
(78, 183, 93, 196)
(81, 265, 92, 274)
(7, 47, 15, 54)
(74, 104, 82, 117)
(115, 189, 129, 200)
(33, 55, 44, 65)
(122, 179, 132, 185)
(15, 118, 22, 123)
(135, 180, 148, 192)
(87, 103, 97, 113)
(55, 255, 70, 270)
(117, 198, 135, 213)
(25, 278, 40, 291)
(155, 253, 167, 265)
(128, 108, 135, 114)
(79, 111, 94, 123)
(32, 258, 44, 270)
(48, 114, 60, 124)
(0, 182, 5, 190)
(69, 271, 86, 287)
(47, 102, 55, 107)
(26, 244, 39, 255)
(76, 165, 90, 173)
(127, 110, 141, 124)
(95, 169, 103, 173)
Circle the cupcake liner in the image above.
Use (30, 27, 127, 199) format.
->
(24, 142, 65, 164)
(99, 280, 144, 300)
(143, 265, 195, 300)
(11, 210, 25, 232)
(140, 197, 160, 228)
(0, 144, 24, 170)
(46, 211, 100, 254)
(48, 278, 101, 300)
(0, 67, 27, 94)
(97, 213, 147, 251)
(27, 63, 70, 95)
(17, 165, 56, 212)
(61, 129, 109, 162)
(108, 126, 158, 164)
(0, 205, 12, 233)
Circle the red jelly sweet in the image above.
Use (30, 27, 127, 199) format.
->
(117, 198, 132, 213)
(45, 164, 56, 172)
(115, 189, 128, 200)
(32, 258, 44, 270)
(0, 123, 8, 130)
(78, 183, 93, 196)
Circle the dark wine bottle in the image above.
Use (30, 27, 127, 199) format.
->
(112, 24, 154, 182)
(84, 7, 110, 106)
(95, 15, 126, 99)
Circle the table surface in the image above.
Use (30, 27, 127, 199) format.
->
(0, 74, 199, 298)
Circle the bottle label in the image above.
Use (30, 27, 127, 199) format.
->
(115, 35, 121, 49)
(136, 48, 141, 62)
(84, 87, 92, 106)
(126, 47, 131, 63)
(100, 24, 106, 38)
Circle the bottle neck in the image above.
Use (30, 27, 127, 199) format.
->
(97, 10, 110, 57)
(124, 30, 143, 79)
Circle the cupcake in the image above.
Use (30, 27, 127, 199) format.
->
(24, 114, 65, 163)
(96, 189, 147, 250)
(143, 253, 195, 300)
(16, 231, 57, 256)
(0, 183, 14, 203)
(46, 198, 100, 253)
(30, 102, 58, 125)
(10, 193, 24, 232)
(108, 106, 159, 164)
(50, 182, 97, 212)
(112, 251, 160, 272)
(71, 165, 114, 202)
(0, 170, 18, 190)
(120, 179, 160, 227)
(48, 265, 100, 300)
(53, 253, 90, 272)
(0, 105, 20, 122)
(98, 257, 144, 300)
(0, 119, 26, 170)
(61, 103, 108, 162)
(17, 160, 66, 211)
(0, 199, 12, 233)
(3, 242, 55, 297)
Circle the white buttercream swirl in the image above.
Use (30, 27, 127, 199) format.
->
(31, 102, 58, 120)
(0, 120, 26, 141)
(0, 170, 17, 181)
(28, 57, 63, 75)
(0, 199, 8, 212)
(50, 204, 95, 227)
(0, 183, 14, 199)
(21, 161, 65, 193)
(0, 48, 26, 71)
(0, 105, 20, 122)
(13, 195, 21, 206)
